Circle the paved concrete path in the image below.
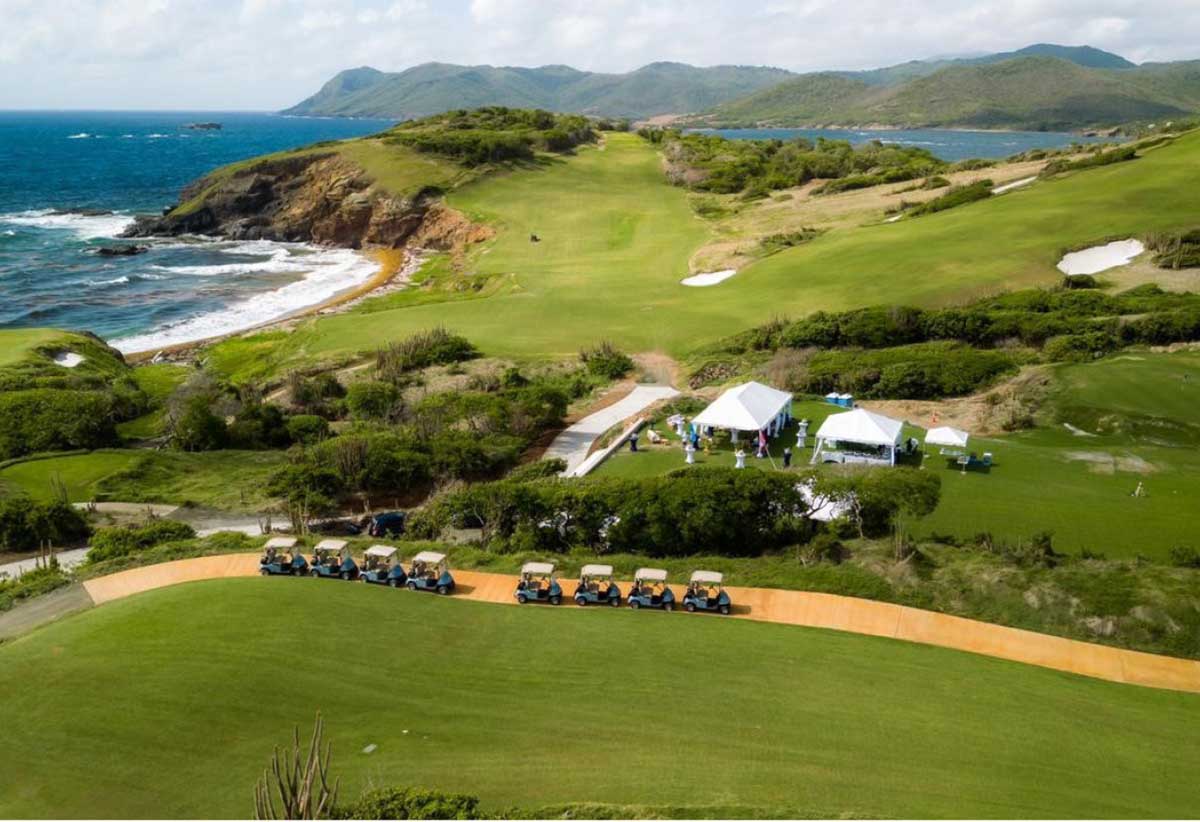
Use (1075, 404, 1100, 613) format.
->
(545, 385, 679, 475)
(77, 552, 1200, 695)
(0, 584, 94, 640)
(0, 548, 90, 579)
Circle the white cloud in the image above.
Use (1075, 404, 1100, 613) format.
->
(0, 0, 1197, 109)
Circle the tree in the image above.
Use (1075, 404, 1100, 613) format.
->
(172, 396, 228, 451)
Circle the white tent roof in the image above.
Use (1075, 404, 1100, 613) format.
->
(521, 561, 555, 575)
(264, 537, 297, 549)
(635, 567, 668, 582)
(814, 408, 904, 447)
(314, 539, 347, 553)
(580, 563, 613, 577)
(411, 550, 445, 564)
(690, 570, 723, 584)
(366, 545, 398, 558)
(691, 381, 793, 432)
(926, 426, 970, 448)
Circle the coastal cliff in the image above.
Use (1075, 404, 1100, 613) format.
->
(123, 152, 462, 249)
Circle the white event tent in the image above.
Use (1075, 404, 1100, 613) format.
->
(691, 381, 794, 441)
(925, 426, 970, 452)
(811, 408, 905, 465)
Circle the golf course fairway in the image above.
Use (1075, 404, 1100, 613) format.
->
(1, 579, 1197, 818)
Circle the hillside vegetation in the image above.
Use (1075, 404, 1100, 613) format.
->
(1, 580, 1198, 818)
(284, 61, 795, 120)
(701, 56, 1200, 129)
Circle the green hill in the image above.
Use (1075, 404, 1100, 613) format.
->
(283, 61, 795, 120)
(703, 56, 1200, 129)
(849, 43, 1137, 87)
(2, 579, 1198, 818)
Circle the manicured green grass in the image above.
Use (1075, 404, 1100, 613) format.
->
(1, 579, 1197, 818)
(207, 131, 1200, 381)
(0, 329, 65, 367)
(0, 449, 285, 511)
(0, 451, 141, 501)
(116, 363, 191, 440)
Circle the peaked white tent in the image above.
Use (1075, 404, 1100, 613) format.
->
(926, 426, 970, 450)
(811, 408, 905, 465)
(691, 381, 793, 440)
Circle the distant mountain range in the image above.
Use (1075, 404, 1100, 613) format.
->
(285, 44, 1200, 130)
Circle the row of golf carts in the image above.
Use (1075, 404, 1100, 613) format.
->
(259, 537, 455, 595)
(515, 562, 732, 615)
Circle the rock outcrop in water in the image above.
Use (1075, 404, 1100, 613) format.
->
(123, 153, 466, 250)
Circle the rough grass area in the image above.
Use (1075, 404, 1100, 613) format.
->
(0, 579, 1197, 818)
(0, 450, 285, 511)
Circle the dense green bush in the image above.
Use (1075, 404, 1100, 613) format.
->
(87, 520, 197, 564)
(228, 403, 292, 449)
(416, 467, 939, 556)
(0, 564, 71, 612)
(906, 180, 992, 217)
(0, 389, 118, 459)
(346, 381, 402, 422)
(385, 107, 595, 166)
(1169, 545, 1200, 568)
(1040, 145, 1138, 177)
(375, 327, 478, 383)
(286, 414, 330, 444)
(802, 343, 1020, 399)
(173, 396, 228, 452)
(338, 787, 480, 820)
(0, 497, 90, 551)
(1146, 228, 1200, 269)
(579, 341, 634, 380)
(506, 458, 568, 482)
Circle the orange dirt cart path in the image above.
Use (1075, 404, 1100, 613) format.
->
(82, 553, 1200, 694)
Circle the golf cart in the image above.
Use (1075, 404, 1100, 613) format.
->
(308, 539, 359, 580)
(360, 545, 407, 587)
(515, 561, 563, 605)
(406, 550, 455, 595)
(573, 563, 621, 607)
(627, 568, 675, 611)
(683, 570, 731, 615)
(259, 537, 306, 576)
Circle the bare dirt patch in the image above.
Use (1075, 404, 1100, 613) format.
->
(863, 367, 1052, 436)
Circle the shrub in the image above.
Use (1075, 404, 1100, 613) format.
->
(338, 787, 480, 820)
(907, 180, 992, 217)
(0, 389, 118, 459)
(173, 396, 228, 451)
(287, 414, 330, 444)
(87, 520, 196, 563)
(506, 458, 568, 482)
(0, 563, 71, 612)
(1040, 145, 1137, 177)
(228, 403, 292, 449)
(0, 497, 90, 551)
(346, 381, 402, 422)
(579, 341, 634, 380)
(1169, 545, 1200, 568)
(375, 327, 479, 383)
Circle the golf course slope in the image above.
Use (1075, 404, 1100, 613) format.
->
(2, 579, 1198, 818)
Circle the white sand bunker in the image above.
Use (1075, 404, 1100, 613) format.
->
(993, 176, 1036, 195)
(681, 269, 736, 287)
(1057, 239, 1145, 276)
(52, 351, 85, 368)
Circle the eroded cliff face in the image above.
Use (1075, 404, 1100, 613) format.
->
(123, 153, 475, 250)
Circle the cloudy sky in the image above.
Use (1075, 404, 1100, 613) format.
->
(1, 0, 1197, 110)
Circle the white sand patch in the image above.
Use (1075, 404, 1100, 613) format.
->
(1057, 239, 1145, 276)
(681, 269, 736, 287)
(885, 214, 903, 223)
(52, 352, 84, 368)
(1063, 422, 1097, 437)
(993, 176, 1037, 195)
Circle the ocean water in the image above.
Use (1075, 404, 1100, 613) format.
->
(0, 111, 394, 352)
(694, 127, 1106, 161)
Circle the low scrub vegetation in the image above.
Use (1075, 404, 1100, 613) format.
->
(0, 496, 89, 552)
(905, 179, 993, 217)
(87, 520, 197, 564)
(1040, 145, 1138, 177)
(578, 341, 634, 380)
(384, 107, 595, 166)
(1146, 227, 1200, 269)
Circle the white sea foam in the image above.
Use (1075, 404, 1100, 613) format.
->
(67, 133, 90, 139)
(0, 209, 135, 240)
(151, 246, 306, 277)
(2, 230, 14, 237)
(111, 245, 377, 353)
(88, 275, 131, 287)
(146, 133, 169, 139)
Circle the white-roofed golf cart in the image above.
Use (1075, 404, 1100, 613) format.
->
(628, 567, 675, 611)
(574, 563, 621, 607)
(259, 536, 306, 576)
(683, 570, 732, 615)
(516, 561, 563, 605)
(406, 550, 455, 594)
(309, 539, 358, 580)
(361, 544, 406, 587)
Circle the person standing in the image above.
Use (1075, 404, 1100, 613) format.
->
(783, 446, 792, 468)
(629, 430, 639, 452)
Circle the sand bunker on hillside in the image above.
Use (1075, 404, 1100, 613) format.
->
(1057, 239, 1145, 276)
(52, 352, 84, 368)
(681, 269, 736, 287)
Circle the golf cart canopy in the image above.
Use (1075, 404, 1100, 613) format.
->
(580, 563, 613, 577)
(635, 568, 668, 582)
(264, 537, 297, 550)
(690, 570, 723, 585)
(411, 551, 446, 565)
(521, 561, 555, 576)
(365, 545, 398, 559)
(314, 539, 348, 554)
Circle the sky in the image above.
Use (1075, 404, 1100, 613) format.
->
(1, 0, 1198, 110)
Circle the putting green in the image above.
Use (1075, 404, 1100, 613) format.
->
(1, 579, 1197, 818)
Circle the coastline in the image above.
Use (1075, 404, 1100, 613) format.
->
(123, 246, 414, 364)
